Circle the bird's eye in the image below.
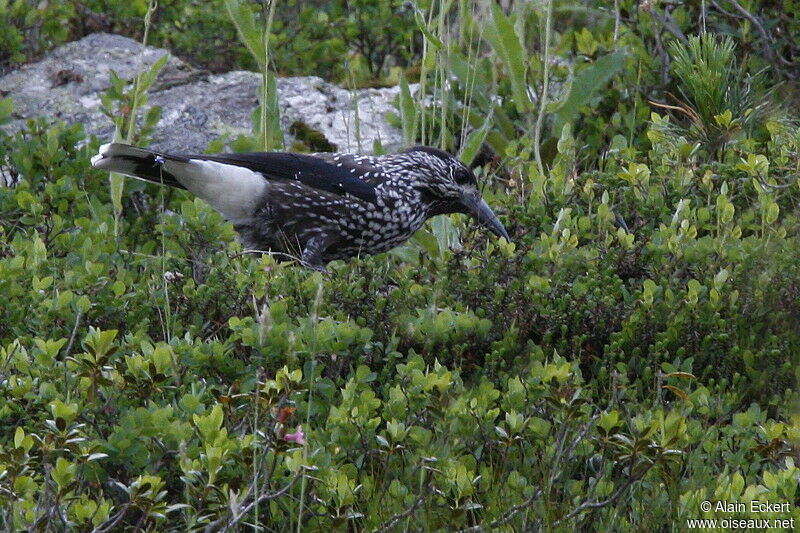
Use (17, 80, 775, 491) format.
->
(453, 168, 475, 185)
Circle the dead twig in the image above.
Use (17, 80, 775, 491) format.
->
(372, 492, 428, 533)
(204, 475, 301, 533)
(550, 465, 653, 527)
(455, 489, 544, 533)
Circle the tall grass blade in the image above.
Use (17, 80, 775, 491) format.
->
(259, 72, 283, 150)
(399, 74, 418, 145)
(414, 8, 444, 50)
(459, 111, 493, 165)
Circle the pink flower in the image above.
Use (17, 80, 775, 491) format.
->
(284, 425, 306, 445)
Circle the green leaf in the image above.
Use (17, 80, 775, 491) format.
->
(30, 233, 47, 268)
(431, 215, 460, 258)
(765, 202, 779, 224)
(411, 228, 440, 257)
(76, 295, 91, 313)
(14, 476, 36, 494)
(224, 0, 266, 70)
(136, 54, 168, 95)
(109, 172, 125, 221)
(598, 410, 620, 434)
(713, 269, 729, 289)
(714, 109, 733, 128)
(84, 328, 118, 358)
(194, 404, 225, 442)
(553, 50, 626, 134)
(51, 457, 76, 492)
(484, 4, 529, 114)
(459, 112, 493, 166)
(447, 51, 492, 109)
(112, 281, 126, 297)
(414, 9, 443, 49)
(49, 400, 79, 425)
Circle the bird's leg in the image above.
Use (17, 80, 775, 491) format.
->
(301, 233, 337, 271)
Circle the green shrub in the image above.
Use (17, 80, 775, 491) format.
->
(2, 1, 800, 530)
(2, 105, 799, 529)
(0, 0, 74, 71)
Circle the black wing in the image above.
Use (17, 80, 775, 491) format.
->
(194, 152, 378, 203)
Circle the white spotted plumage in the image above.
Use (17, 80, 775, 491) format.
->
(92, 143, 508, 267)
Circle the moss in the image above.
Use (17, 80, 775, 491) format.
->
(289, 120, 337, 153)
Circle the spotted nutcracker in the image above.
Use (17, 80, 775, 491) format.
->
(91, 143, 509, 268)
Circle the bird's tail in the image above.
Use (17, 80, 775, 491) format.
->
(90, 143, 268, 223)
(90, 142, 189, 189)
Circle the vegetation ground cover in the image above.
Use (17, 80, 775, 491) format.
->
(1, 1, 799, 530)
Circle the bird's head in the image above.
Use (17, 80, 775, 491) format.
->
(403, 146, 510, 241)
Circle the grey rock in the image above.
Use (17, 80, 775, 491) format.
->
(0, 33, 194, 138)
(0, 33, 409, 154)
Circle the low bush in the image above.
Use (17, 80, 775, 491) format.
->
(0, 96, 798, 529)
(1, 0, 799, 530)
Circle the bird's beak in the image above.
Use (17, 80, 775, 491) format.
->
(462, 192, 510, 241)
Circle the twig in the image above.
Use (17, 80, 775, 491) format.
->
(716, 0, 796, 75)
(710, 0, 743, 19)
(755, 176, 793, 190)
(63, 308, 83, 359)
(645, 5, 687, 43)
(125, 0, 158, 144)
(648, 18, 671, 87)
(229, 248, 303, 263)
(229, 248, 329, 273)
(372, 492, 427, 533)
(723, 0, 775, 63)
(550, 463, 655, 527)
(563, 414, 599, 459)
(456, 489, 544, 533)
(453, 418, 598, 532)
(91, 502, 131, 533)
(204, 476, 301, 533)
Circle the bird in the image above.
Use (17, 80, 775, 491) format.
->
(91, 143, 509, 268)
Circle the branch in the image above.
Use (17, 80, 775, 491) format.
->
(91, 502, 131, 533)
(646, 13, 671, 87)
(204, 475, 301, 533)
(457, 415, 599, 532)
(551, 461, 657, 527)
(372, 492, 427, 533)
(723, 0, 775, 62)
(643, 3, 687, 43)
(710, 0, 743, 19)
(229, 248, 328, 273)
(455, 489, 544, 533)
(63, 308, 83, 359)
